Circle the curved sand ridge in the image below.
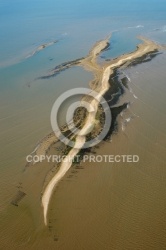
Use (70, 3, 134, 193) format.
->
(41, 36, 163, 225)
(27, 41, 57, 59)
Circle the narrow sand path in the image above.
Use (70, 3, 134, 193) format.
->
(42, 36, 162, 225)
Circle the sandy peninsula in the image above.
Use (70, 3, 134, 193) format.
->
(40, 36, 163, 225)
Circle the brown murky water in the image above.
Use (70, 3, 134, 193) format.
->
(45, 53, 166, 250)
(0, 51, 166, 250)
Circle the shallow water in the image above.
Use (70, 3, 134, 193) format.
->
(0, 0, 166, 249)
(46, 53, 166, 250)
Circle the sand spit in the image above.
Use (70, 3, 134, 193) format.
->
(41, 37, 111, 225)
(37, 58, 84, 80)
(36, 36, 110, 81)
(27, 40, 57, 59)
(30, 37, 111, 163)
(41, 36, 163, 225)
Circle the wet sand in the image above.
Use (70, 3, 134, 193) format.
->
(41, 36, 163, 225)
(27, 41, 57, 59)
(46, 53, 166, 250)
(1, 36, 166, 250)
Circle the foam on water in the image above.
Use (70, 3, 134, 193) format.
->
(127, 25, 144, 29)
